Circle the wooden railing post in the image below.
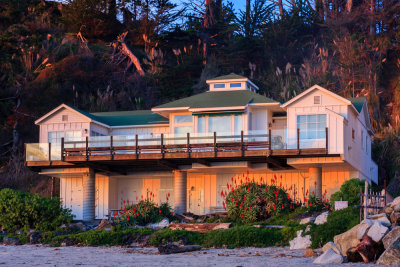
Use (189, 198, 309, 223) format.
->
(48, 142, 51, 162)
(325, 127, 328, 153)
(241, 131, 244, 157)
(268, 129, 272, 152)
(61, 137, 64, 161)
(161, 134, 164, 158)
(214, 132, 217, 157)
(110, 136, 114, 160)
(187, 133, 190, 158)
(135, 134, 139, 159)
(297, 128, 300, 152)
(85, 136, 89, 161)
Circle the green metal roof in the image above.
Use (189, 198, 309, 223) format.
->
(348, 97, 365, 113)
(153, 90, 277, 110)
(207, 73, 247, 81)
(69, 106, 168, 126)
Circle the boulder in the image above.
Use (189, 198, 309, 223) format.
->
(394, 204, 400, 213)
(385, 206, 394, 215)
(383, 226, 400, 249)
(367, 221, 390, 242)
(313, 248, 344, 264)
(304, 225, 311, 233)
(28, 232, 42, 244)
(314, 211, 329, 225)
(300, 217, 315, 225)
(391, 196, 400, 208)
(289, 230, 311, 250)
(391, 212, 400, 225)
(355, 235, 385, 263)
(377, 237, 400, 266)
(334, 225, 363, 256)
(304, 248, 316, 257)
(3, 236, 21, 245)
(356, 222, 372, 240)
(322, 241, 342, 256)
(146, 218, 170, 229)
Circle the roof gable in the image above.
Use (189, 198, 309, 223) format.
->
(207, 73, 247, 81)
(35, 104, 93, 125)
(91, 110, 168, 126)
(281, 85, 352, 108)
(348, 97, 365, 113)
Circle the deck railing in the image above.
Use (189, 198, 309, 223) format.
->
(25, 128, 328, 162)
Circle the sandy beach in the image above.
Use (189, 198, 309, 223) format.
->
(0, 245, 378, 267)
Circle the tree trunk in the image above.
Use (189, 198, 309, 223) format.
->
(278, 0, 284, 19)
(369, 0, 375, 36)
(245, 0, 251, 37)
(347, 0, 353, 13)
(108, 0, 117, 20)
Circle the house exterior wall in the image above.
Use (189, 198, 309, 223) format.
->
(39, 108, 90, 143)
(110, 126, 169, 136)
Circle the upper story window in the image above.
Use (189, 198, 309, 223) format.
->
(174, 115, 192, 123)
(230, 83, 241, 88)
(91, 131, 105, 137)
(62, 115, 68, 121)
(214, 84, 225, 89)
(314, 96, 321, 105)
(48, 131, 81, 143)
(297, 114, 326, 139)
(197, 114, 243, 135)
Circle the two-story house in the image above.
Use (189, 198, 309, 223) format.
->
(26, 74, 378, 221)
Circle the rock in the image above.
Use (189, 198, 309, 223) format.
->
(146, 218, 170, 229)
(361, 219, 375, 226)
(314, 211, 329, 225)
(379, 216, 392, 227)
(391, 196, 400, 208)
(322, 241, 342, 256)
(355, 235, 385, 263)
(394, 204, 400, 212)
(300, 217, 315, 225)
(356, 222, 371, 240)
(304, 248, 316, 257)
(391, 212, 400, 225)
(334, 225, 362, 256)
(367, 221, 390, 242)
(3, 236, 21, 245)
(158, 243, 202, 254)
(212, 223, 232, 230)
(305, 225, 311, 233)
(347, 247, 363, 262)
(368, 213, 392, 227)
(28, 232, 42, 244)
(368, 213, 388, 220)
(61, 223, 87, 232)
(289, 234, 311, 250)
(385, 206, 394, 215)
(383, 226, 400, 249)
(377, 237, 400, 266)
(313, 248, 343, 264)
(96, 219, 113, 230)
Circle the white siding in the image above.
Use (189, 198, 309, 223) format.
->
(60, 176, 83, 220)
(110, 126, 169, 136)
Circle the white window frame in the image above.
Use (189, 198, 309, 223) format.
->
(194, 114, 244, 135)
(296, 114, 327, 140)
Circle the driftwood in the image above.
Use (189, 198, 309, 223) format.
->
(168, 223, 231, 233)
(158, 243, 202, 254)
(110, 32, 145, 76)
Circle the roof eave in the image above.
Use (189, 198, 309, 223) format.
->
(206, 78, 248, 84)
(189, 106, 246, 112)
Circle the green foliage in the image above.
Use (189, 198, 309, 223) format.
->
(0, 188, 73, 232)
(148, 228, 202, 246)
(330, 178, 364, 207)
(225, 181, 297, 223)
(310, 207, 360, 248)
(306, 195, 331, 213)
(116, 200, 175, 227)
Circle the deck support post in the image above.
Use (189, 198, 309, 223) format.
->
(309, 167, 322, 198)
(173, 170, 187, 214)
(82, 169, 95, 222)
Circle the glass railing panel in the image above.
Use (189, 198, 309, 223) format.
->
(26, 143, 49, 161)
(189, 132, 214, 145)
(163, 133, 188, 145)
(243, 130, 269, 143)
(113, 135, 136, 147)
(271, 128, 287, 150)
(88, 136, 110, 148)
(50, 143, 62, 160)
(64, 137, 85, 149)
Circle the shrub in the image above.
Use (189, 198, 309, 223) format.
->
(224, 178, 298, 223)
(310, 206, 360, 248)
(116, 199, 175, 227)
(148, 228, 202, 246)
(0, 188, 73, 232)
(305, 194, 331, 213)
(330, 178, 364, 206)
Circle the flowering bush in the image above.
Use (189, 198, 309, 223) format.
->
(223, 174, 299, 223)
(303, 182, 331, 213)
(115, 199, 174, 227)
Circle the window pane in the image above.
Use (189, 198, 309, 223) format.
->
(297, 114, 326, 140)
(234, 115, 243, 134)
(174, 115, 192, 123)
(308, 115, 317, 123)
(230, 83, 241, 88)
(198, 116, 206, 133)
(297, 116, 306, 123)
(209, 116, 232, 133)
(174, 126, 192, 135)
(214, 84, 225, 88)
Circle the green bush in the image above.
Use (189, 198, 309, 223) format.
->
(310, 206, 360, 248)
(225, 182, 297, 223)
(330, 178, 364, 206)
(306, 195, 331, 213)
(148, 228, 202, 246)
(116, 200, 175, 227)
(0, 188, 73, 232)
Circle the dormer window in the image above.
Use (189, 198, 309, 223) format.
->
(230, 83, 241, 88)
(314, 96, 321, 105)
(62, 115, 68, 121)
(214, 84, 225, 89)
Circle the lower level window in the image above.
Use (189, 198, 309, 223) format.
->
(297, 114, 326, 139)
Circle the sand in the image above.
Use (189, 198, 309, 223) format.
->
(0, 245, 378, 267)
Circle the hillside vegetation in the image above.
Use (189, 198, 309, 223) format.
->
(1, 0, 400, 195)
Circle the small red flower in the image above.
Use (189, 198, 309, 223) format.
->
(159, 208, 162, 214)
